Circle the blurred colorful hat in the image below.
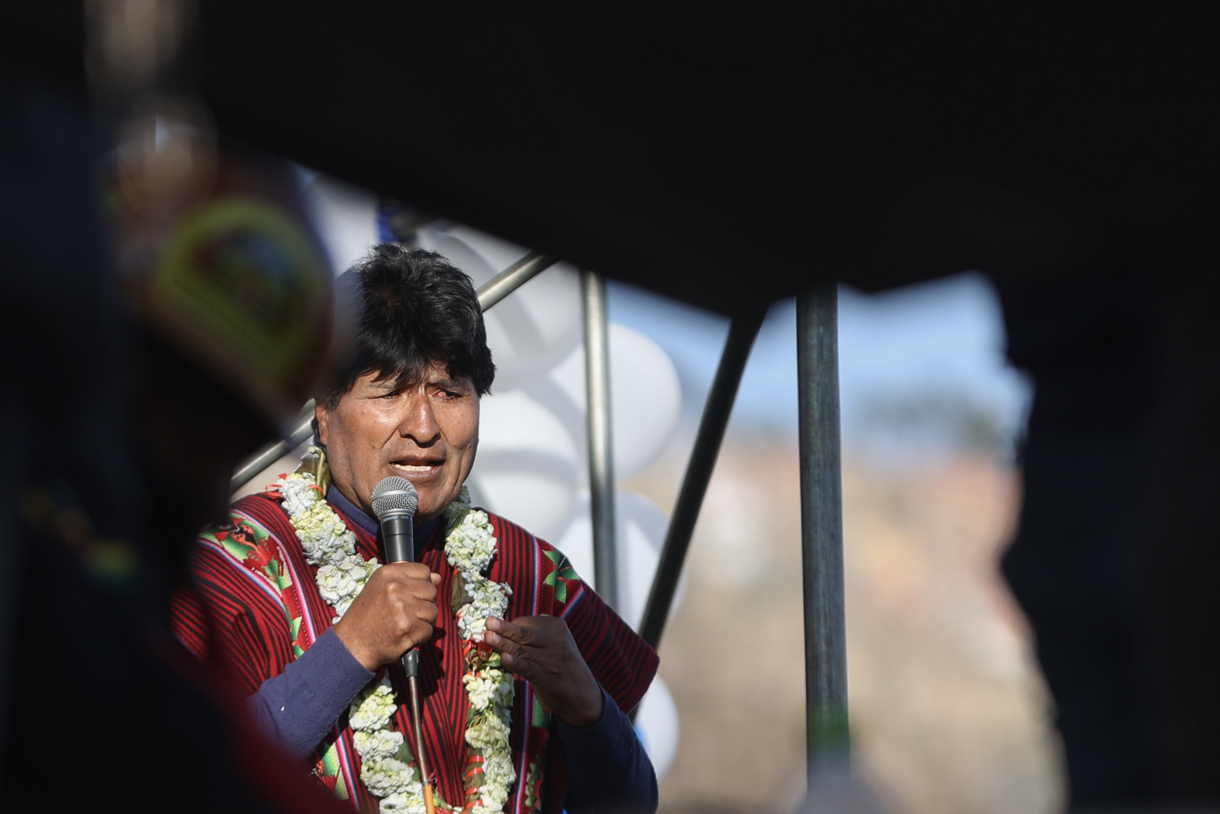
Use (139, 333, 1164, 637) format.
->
(110, 134, 333, 436)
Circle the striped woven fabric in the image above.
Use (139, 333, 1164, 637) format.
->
(171, 490, 658, 813)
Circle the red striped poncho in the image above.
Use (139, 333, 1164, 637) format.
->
(171, 489, 658, 813)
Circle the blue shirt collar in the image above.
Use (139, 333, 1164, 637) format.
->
(326, 485, 440, 551)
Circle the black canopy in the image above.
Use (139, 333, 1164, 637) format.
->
(7, 6, 1219, 313)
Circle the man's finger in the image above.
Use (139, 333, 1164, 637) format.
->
(483, 627, 520, 656)
(484, 627, 547, 679)
(380, 561, 433, 580)
(486, 616, 535, 646)
(498, 647, 533, 676)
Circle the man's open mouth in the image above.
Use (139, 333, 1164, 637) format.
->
(391, 460, 441, 474)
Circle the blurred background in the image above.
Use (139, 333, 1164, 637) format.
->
(620, 275, 1058, 814)
(239, 173, 1058, 814)
(629, 278, 1057, 814)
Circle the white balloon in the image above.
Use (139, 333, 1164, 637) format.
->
(301, 174, 379, 275)
(550, 323, 682, 481)
(467, 388, 582, 542)
(419, 225, 583, 391)
(634, 676, 680, 782)
(465, 469, 576, 548)
(555, 490, 685, 631)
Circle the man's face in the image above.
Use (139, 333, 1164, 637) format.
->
(316, 361, 480, 522)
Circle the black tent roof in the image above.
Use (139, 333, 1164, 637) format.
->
(7, 6, 1219, 314)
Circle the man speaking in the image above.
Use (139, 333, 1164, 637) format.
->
(172, 245, 659, 813)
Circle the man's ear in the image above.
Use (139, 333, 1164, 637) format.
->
(315, 402, 330, 446)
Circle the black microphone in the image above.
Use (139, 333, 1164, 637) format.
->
(371, 476, 420, 676)
(372, 475, 418, 564)
(371, 476, 435, 789)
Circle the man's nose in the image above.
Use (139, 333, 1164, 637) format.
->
(397, 395, 441, 443)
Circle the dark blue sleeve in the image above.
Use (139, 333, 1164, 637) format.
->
(246, 628, 374, 761)
(559, 686, 658, 813)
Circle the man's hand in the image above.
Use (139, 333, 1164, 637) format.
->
(484, 616, 604, 728)
(332, 563, 441, 671)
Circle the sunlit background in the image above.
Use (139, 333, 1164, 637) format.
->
(614, 274, 1059, 814)
(243, 172, 1061, 814)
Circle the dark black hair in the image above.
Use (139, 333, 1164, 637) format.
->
(324, 245, 495, 407)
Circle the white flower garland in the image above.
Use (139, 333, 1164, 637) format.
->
(276, 448, 516, 812)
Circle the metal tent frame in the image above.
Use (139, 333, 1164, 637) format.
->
(231, 246, 850, 782)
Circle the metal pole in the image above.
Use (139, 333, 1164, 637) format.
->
(230, 406, 317, 490)
(797, 284, 849, 780)
(474, 251, 556, 311)
(230, 251, 559, 492)
(638, 305, 766, 650)
(582, 270, 618, 609)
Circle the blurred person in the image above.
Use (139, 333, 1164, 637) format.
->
(998, 254, 1220, 809)
(171, 245, 659, 813)
(0, 70, 344, 811)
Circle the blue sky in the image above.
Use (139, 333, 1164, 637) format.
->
(607, 272, 1033, 448)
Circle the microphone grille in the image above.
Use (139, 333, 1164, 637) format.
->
(371, 476, 418, 520)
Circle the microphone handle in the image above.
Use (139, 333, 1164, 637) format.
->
(381, 513, 415, 564)
(377, 505, 433, 797)
(379, 512, 419, 677)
